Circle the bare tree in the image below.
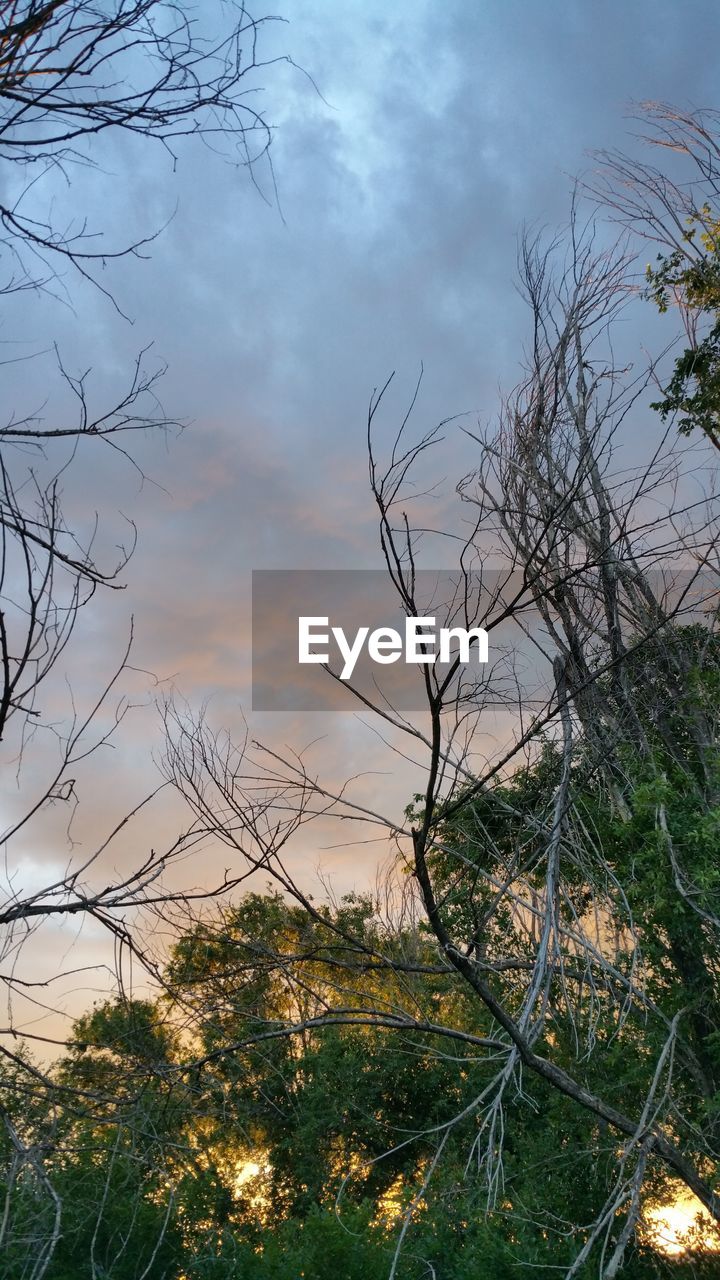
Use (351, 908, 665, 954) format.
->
(0, 0, 289, 1025)
(163, 212, 720, 1275)
(0, 3, 291, 1271)
(0, 0, 284, 292)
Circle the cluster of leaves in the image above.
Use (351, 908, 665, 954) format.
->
(646, 207, 720, 446)
(5, 806, 720, 1278)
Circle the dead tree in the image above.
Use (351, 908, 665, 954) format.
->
(165, 217, 720, 1276)
(0, 3, 288, 1271)
(0, 0, 281, 292)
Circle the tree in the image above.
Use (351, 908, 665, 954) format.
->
(0, 2, 290, 1274)
(589, 102, 720, 450)
(5, 85, 720, 1278)
(13, 890, 706, 1278)
(0, 0, 281, 292)
(31, 877, 720, 1277)
(163, 196, 720, 1275)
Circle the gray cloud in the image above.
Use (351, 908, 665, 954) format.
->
(3, 0, 720, 1032)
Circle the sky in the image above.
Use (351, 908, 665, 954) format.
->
(3, 0, 720, 1037)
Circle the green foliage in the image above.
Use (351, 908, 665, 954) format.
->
(190, 1205, 396, 1280)
(645, 208, 720, 445)
(3, 624, 720, 1274)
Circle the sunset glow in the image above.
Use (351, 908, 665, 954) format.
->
(644, 1193, 720, 1257)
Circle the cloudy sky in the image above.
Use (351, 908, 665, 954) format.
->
(3, 0, 720, 1035)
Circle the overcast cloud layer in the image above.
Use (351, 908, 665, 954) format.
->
(3, 0, 720, 1031)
